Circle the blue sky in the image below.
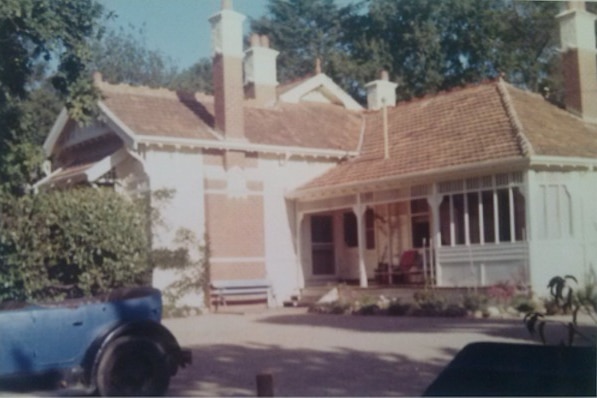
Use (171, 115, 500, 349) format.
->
(98, 0, 269, 70)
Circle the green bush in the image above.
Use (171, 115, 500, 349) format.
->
(387, 299, 412, 316)
(462, 291, 489, 312)
(308, 301, 352, 315)
(0, 188, 151, 302)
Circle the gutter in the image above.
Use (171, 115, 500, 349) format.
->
(287, 156, 530, 200)
(138, 135, 358, 159)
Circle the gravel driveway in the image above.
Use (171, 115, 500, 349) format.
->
(164, 308, 536, 396)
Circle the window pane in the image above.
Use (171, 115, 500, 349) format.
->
(366, 208, 375, 249)
(343, 212, 357, 247)
(467, 192, 480, 244)
(497, 188, 511, 242)
(312, 215, 333, 243)
(439, 195, 451, 245)
(482, 191, 495, 243)
(411, 198, 429, 214)
(453, 194, 465, 245)
(513, 187, 526, 241)
(411, 215, 430, 248)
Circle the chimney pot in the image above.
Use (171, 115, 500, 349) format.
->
(250, 33, 260, 47)
(315, 58, 322, 74)
(568, 1, 585, 10)
(260, 35, 270, 48)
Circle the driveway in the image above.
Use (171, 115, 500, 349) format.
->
(164, 308, 536, 396)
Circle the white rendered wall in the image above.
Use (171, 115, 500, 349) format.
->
(259, 155, 339, 304)
(143, 148, 206, 308)
(527, 168, 597, 296)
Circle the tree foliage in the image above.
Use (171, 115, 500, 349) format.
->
(251, 0, 359, 85)
(0, 0, 106, 194)
(252, 0, 567, 102)
(0, 188, 151, 303)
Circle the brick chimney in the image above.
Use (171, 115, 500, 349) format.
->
(364, 70, 398, 110)
(556, 1, 597, 122)
(209, 0, 246, 139)
(244, 33, 279, 106)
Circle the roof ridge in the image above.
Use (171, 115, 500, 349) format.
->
(496, 78, 535, 157)
(390, 78, 500, 108)
(95, 77, 213, 103)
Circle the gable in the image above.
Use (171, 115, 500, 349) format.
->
(278, 73, 363, 111)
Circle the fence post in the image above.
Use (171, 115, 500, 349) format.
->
(256, 372, 274, 396)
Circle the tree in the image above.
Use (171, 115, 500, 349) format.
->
(0, 188, 151, 303)
(0, 0, 106, 194)
(346, 0, 563, 101)
(169, 58, 213, 94)
(252, 0, 569, 102)
(250, 0, 360, 85)
(89, 25, 178, 88)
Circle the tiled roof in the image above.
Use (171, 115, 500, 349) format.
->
(505, 85, 597, 158)
(296, 80, 597, 194)
(98, 81, 363, 152)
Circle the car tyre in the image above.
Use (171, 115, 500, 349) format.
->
(96, 336, 170, 396)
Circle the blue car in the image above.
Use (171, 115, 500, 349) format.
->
(0, 286, 191, 396)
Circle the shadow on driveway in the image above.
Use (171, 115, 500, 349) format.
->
(257, 312, 534, 341)
(169, 343, 458, 396)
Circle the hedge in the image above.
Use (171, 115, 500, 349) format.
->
(0, 188, 151, 302)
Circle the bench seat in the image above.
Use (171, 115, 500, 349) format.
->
(210, 279, 272, 310)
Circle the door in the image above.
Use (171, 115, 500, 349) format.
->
(310, 215, 335, 275)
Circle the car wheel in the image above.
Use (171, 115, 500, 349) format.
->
(96, 336, 170, 396)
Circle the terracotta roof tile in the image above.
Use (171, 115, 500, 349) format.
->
(297, 81, 597, 193)
(506, 85, 597, 158)
(98, 81, 362, 151)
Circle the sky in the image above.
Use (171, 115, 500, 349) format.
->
(98, 0, 269, 70)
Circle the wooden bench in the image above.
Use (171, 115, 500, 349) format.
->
(210, 279, 272, 311)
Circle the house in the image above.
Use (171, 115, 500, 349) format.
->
(36, 1, 597, 306)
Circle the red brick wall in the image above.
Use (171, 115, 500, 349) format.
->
(562, 49, 582, 115)
(206, 193, 266, 281)
(212, 54, 245, 139)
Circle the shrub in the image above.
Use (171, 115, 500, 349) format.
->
(0, 188, 150, 303)
(525, 273, 597, 346)
(355, 303, 381, 316)
(387, 299, 412, 316)
(413, 290, 446, 316)
(462, 291, 489, 312)
(309, 301, 352, 315)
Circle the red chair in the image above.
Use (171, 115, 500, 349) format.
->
(392, 250, 423, 284)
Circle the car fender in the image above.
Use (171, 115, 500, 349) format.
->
(83, 320, 184, 388)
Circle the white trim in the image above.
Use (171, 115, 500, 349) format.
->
(279, 74, 363, 111)
(85, 147, 128, 181)
(210, 257, 265, 263)
(287, 157, 529, 200)
(32, 167, 64, 190)
(529, 155, 597, 170)
(97, 101, 138, 149)
(43, 108, 69, 156)
(139, 135, 357, 159)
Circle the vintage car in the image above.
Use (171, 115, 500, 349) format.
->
(0, 286, 191, 396)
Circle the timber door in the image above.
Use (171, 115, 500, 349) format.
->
(310, 215, 335, 276)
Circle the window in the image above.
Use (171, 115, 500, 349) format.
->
(467, 192, 480, 244)
(410, 199, 430, 248)
(439, 180, 526, 246)
(344, 208, 375, 249)
(365, 208, 375, 250)
(343, 212, 357, 247)
(311, 215, 335, 275)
